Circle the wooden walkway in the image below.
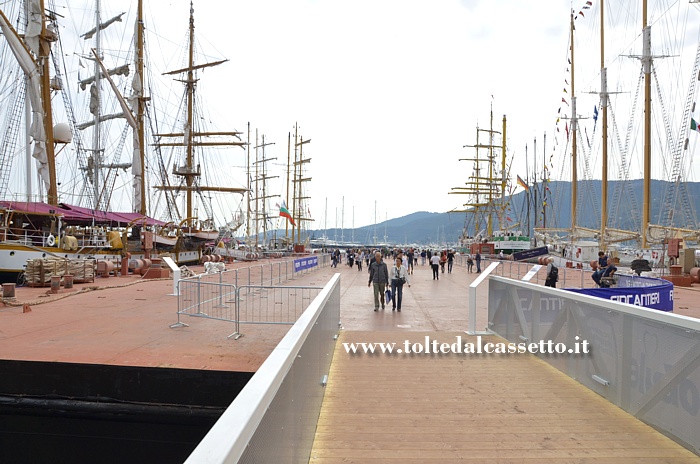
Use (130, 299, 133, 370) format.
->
(309, 261, 699, 463)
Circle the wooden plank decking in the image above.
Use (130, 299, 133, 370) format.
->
(307, 259, 700, 463)
(310, 330, 698, 463)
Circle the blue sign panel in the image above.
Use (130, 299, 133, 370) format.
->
(294, 256, 318, 272)
(512, 246, 548, 261)
(565, 277, 674, 312)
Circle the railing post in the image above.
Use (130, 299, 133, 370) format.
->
(218, 271, 224, 307)
(196, 275, 202, 315)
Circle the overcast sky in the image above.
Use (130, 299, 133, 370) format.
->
(35, 1, 700, 229)
(159, 0, 573, 229)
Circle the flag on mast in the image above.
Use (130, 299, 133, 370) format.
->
(279, 200, 296, 226)
(516, 175, 530, 192)
(691, 117, 700, 133)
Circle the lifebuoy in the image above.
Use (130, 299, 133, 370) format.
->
(47, 234, 56, 247)
(652, 251, 658, 259)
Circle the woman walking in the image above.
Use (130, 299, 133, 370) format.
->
(390, 257, 410, 311)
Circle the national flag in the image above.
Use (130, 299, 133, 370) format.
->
(279, 200, 296, 226)
(593, 105, 599, 122)
(691, 118, 700, 133)
(516, 175, 530, 192)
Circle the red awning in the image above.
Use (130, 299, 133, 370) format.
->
(1, 201, 168, 227)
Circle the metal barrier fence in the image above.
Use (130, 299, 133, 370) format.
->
(488, 276, 700, 455)
(183, 253, 331, 287)
(455, 255, 602, 289)
(237, 285, 322, 326)
(171, 254, 330, 336)
(185, 274, 341, 464)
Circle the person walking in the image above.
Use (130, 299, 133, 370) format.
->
(368, 252, 389, 311)
(406, 249, 415, 275)
(390, 257, 411, 311)
(466, 254, 474, 273)
(430, 252, 441, 280)
(357, 251, 364, 271)
(439, 251, 447, 274)
(475, 252, 482, 273)
(331, 249, 339, 268)
(545, 257, 558, 288)
(447, 250, 455, 274)
(420, 250, 427, 266)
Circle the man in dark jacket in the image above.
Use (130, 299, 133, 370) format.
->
(368, 251, 389, 311)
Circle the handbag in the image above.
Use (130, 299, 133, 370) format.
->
(395, 267, 406, 285)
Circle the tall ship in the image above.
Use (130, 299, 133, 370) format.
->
(534, 0, 700, 269)
(0, 1, 246, 283)
(449, 105, 542, 257)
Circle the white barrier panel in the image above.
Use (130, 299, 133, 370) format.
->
(488, 276, 700, 455)
(162, 257, 180, 296)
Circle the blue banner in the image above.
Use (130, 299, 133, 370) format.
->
(294, 256, 318, 272)
(565, 276, 674, 312)
(512, 246, 548, 261)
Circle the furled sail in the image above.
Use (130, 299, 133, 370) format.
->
(0, 1, 50, 193)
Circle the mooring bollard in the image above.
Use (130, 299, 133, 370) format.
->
(50, 275, 61, 293)
(64, 274, 74, 289)
(2, 283, 16, 298)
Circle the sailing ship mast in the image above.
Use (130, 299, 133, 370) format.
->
(155, 1, 246, 230)
(252, 133, 277, 248)
(599, 0, 608, 250)
(134, 0, 146, 216)
(0, 1, 59, 205)
(450, 104, 503, 237)
(570, 11, 579, 240)
(291, 124, 312, 246)
(640, 0, 655, 249)
(39, 1, 57, 205)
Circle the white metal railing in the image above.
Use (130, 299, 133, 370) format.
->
(184, 273, 341, 464)
(488, 276, 700, 455)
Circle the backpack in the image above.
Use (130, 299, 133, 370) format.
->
(549, 264, 559, 282)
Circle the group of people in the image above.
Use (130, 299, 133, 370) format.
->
(543, 251, 618, 288)
(592, 251, 617, 287)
